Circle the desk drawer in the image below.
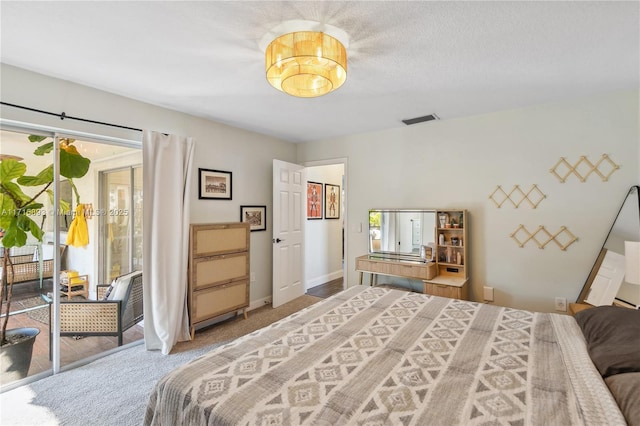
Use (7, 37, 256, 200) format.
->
(357, 258, 437, 280)
(423, 282, 468, 300)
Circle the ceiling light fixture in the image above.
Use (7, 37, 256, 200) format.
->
(260, 20, 349, 98)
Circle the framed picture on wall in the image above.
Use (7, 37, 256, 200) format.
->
(307, 181, 323, 219)
(240, 205, 267, 231)
(324, 183, 340, 219)
(199, 168, 232, 200)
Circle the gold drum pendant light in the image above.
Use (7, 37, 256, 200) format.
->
(265, 31, 347, 98)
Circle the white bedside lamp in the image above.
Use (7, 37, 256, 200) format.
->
(625, 241, 640, 309)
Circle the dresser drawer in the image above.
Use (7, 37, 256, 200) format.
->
(192, 252, 248, 290)
(191, 279, 249, 324)
(192, 224, 249, 256)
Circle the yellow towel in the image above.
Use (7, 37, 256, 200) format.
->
(66, 204, 89, 247)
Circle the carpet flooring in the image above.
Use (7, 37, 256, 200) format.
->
(0, 293, 322, 425)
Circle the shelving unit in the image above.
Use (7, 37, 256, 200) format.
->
(427, 209, 469, 299)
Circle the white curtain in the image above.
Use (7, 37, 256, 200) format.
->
(142, 130, 195, 354)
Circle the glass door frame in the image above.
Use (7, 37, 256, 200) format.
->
(98, 165, 143, 284)
(0, 119, 140, 385)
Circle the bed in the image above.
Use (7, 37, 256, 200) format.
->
(145, 286, 639, 425)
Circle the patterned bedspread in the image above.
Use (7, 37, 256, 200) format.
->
(145, 286, 625, 425)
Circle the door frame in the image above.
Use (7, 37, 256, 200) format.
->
(303, 157, 348, 292)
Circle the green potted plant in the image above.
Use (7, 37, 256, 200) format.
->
(0, 135, 90, 383)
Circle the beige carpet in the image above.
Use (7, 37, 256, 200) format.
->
(0, 293, 324, 426)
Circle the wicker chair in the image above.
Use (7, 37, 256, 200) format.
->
(1, 244, 66, 300)
(54, 272, 143, 346)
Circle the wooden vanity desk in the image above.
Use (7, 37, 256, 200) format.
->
(359, 208, 469, 301)
(356, 254, 469, 300)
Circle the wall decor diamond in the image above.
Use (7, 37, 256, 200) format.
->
(550, 154, 619, 183)
(489, 184, 546, 208)
(510, 225, 578, 250)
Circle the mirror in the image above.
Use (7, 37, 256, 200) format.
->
(578, 185, 640, 307)
(369, 209, 436, 259)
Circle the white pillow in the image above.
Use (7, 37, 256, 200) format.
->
(107, 271, 139, 301)
(32, 244, 55, 261)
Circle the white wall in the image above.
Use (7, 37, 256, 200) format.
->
(305, 164, 344, 288)
(297, 90, 639, 312)
(1, 64, 296, 304)
(3, 64, 638, 313)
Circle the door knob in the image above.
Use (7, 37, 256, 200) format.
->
(273, 238, 285, 243)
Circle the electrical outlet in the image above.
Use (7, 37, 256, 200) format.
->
(555, 297, 567, 312)
(483, 286, 494, 302)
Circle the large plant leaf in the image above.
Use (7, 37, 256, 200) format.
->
(60, 149, 90, 179)
(26, 215, 44, 241)
(0, 159, 26, 184)
(22, 203, 44, 212)
(28, 135, 48, 143)
(33, 141, 54, 156)
(1, 217, 27, 247)
(17, 165, 54, 187)
(1, 182, 32, 205)
(0, 194, 16, 228)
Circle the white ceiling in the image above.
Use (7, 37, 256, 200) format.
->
(1, 1, 638, 143)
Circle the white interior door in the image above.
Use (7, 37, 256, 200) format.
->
(585, 249, 626, 306)
(272, 159, 305, 307)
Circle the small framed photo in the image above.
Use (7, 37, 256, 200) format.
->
(240, 205, 267, 232)
(324, 183, 340, 219)
(199, 168, 232, 200)
(307, 181, 323, 220)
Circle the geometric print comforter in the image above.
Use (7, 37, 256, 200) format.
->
(144, 286, 625, 426)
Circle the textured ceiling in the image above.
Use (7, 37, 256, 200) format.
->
(1, 1, 638, 143)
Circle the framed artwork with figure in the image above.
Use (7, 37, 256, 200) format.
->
(307, 181, 323, 220)
(324, 183, 340, 219)
(240, 205, 267, 232)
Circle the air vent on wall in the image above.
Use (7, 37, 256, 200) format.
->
(402, 113, 440, 125)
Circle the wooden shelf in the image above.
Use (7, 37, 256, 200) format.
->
(438, 262, 465, 268)
(434, 210, 468, 295)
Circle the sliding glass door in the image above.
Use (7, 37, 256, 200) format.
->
(0, 122, 141, 387)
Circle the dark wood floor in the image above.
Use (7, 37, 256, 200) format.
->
(306, 278, 343, 298)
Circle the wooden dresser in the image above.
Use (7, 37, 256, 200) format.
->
(188, 222, 250, 338)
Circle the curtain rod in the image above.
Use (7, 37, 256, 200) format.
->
(0, 101, 143, 133)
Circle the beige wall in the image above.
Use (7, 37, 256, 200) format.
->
(3, 63, 638, 313)
(1, 64, 296, 303)
(297, 90, 639, 312)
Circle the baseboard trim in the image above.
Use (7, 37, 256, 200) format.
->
(307, 270, 343, 290)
